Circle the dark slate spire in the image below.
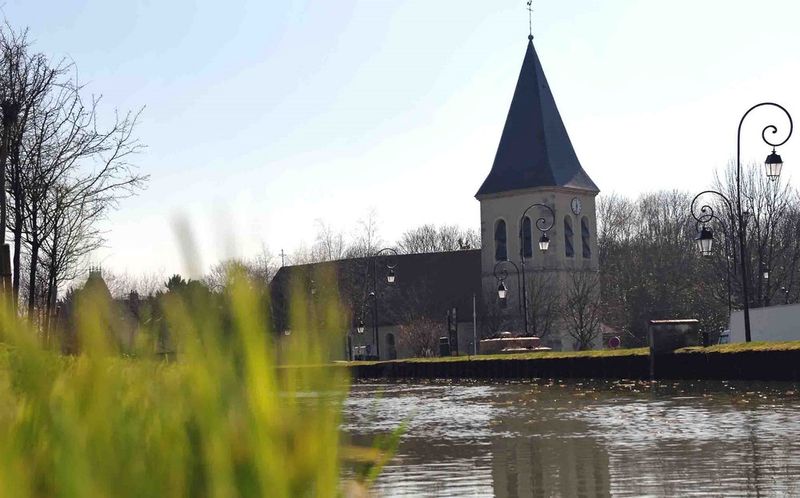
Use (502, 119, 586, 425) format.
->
(476, 39, 598, 198)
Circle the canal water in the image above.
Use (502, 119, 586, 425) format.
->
(343, 380, 800, 497)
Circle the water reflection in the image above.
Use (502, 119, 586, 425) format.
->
(343, 380, 800, 497)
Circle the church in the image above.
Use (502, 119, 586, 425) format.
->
(270, 34, 601, 358)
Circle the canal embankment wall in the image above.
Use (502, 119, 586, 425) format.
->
(348, 347, 800, 381)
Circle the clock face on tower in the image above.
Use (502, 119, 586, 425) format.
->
(571, 197, 582, 215)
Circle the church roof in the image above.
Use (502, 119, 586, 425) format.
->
(476, 38, 599, 198)
(269, 250, 484, 331)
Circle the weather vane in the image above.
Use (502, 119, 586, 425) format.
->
(526, 0, 533, 39)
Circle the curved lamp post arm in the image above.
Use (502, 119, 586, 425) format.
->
(374, 247, 399, 267)
(690, 190, 735, 227)
(519, 202, 556, 237)
(738, 102, 793, 154)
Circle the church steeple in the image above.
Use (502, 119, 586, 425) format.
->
(476, 38, 598, 198)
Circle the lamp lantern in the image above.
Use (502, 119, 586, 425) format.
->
(497, 281, 508, 300)
(765, 149, 783, 181)
(696, 225, 714, 257)
(538, 233, 550, 252)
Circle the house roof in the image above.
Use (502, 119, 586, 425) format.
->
(476, 38, 599, 198)
(269, 250, 483, 330)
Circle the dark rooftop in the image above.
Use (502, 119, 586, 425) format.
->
(476, 39, 599, 198)
(269, 250, 483, 330)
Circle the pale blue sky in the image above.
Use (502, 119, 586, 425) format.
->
(3, 0, 799, 278)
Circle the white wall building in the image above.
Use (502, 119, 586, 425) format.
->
(728, 304, 800, 343)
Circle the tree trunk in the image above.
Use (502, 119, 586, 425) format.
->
(44, 261, 58, 346)
(10, 143, 22, 307)
(28, 209, 40, 320)
(0, 131, 7, 247)
(12, 207, 22, 305)
(44, 228, 59, 337)
(27, 250, 37, 316)
(0, 100, 19, 247)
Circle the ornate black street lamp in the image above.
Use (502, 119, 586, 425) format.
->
(364, 247, 398, 358)
(690, 102, 792, 342)
(493, 259, 523, 322)
(690, 205, 733, 313)
(518, 203, 555, 336)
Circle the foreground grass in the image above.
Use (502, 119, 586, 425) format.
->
(346, 340, 800, 366)
(0, 269, 381, 498)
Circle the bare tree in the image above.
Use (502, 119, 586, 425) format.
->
(99, 270, 167, 299)
(20, 81, 81, 315)
(525, 270, 560, 339)
(390, 276, 445, 358)
(40, 190, 104, 318)
(1, 24, 146, 322)
(715, 160, 799, 308)
(346, 209, 383, 258)
(289, 217, 478, 265)
(311, 220, 346, 262)
(290, 211, 384, 264)
(289, 243, 313, 265)
(34, 99, 146, 319)
(479, 290, 512, 338)
(205, 248, 277, 293)
(1, 25, 62, 302)
(396, 317, 440, 358)
(398, 224, 480, 254)
(250, 244, 277, 283)
(562, 270, 602, 350)
(291, 221, 348, 265)
(598, 189, 726, 345)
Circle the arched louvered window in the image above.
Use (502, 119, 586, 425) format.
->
(494, 219, 507, 261)
(564, 216, 575, 258)
(581, 216, 591, 259)
(521, 217, 533, 258)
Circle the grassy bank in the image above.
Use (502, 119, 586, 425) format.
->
(346, 347, 650, 366)
(346, 340, 800, 382)
(346, 340, 800, 367)
(677, 340, 800, 354)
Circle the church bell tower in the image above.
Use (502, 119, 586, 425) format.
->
(476, 35, 600, 350)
